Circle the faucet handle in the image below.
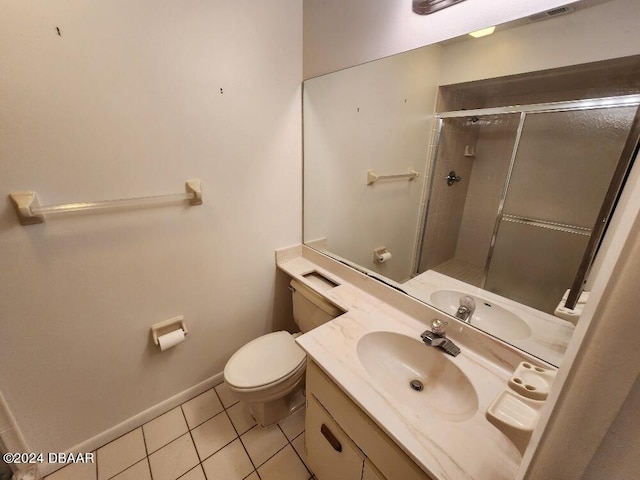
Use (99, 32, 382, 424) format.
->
(459, 295, 476, 310)
(431, 319, 447, 337)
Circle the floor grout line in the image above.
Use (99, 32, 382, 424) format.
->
(140, 423, 152, 480)
(179, 404, 205, 480)
(44, 382, 311, 480)
(217, 385, 262, 480)
(236, 424, 262, 479)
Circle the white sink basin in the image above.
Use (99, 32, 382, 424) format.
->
(430, 290, 532, 341)
(356, 331, 478, 422)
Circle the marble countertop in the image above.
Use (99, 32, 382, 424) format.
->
(277, 248, 530, 480)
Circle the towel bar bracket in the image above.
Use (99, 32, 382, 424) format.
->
(186, 180, 203, 205)
(10, 191, 45, 225)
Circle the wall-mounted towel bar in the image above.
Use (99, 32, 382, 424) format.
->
(366, 168, 419, 186)
(9, 180, 202, 225)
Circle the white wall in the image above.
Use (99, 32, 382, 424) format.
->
(303, 46, 441, 282)
(303, 0, 577, 79)
(583, 375, 640, 480)
(0, 0, 301, 456)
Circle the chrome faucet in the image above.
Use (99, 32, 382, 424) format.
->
(421, 319, 460, 357)
(456, 295, 476, 323)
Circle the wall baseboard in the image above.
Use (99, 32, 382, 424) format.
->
(38, 371, 224, 477)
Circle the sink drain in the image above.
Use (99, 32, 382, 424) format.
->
(410, 379, 424, 391)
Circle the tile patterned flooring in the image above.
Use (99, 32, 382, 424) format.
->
(432, 257, 484, 287)
(44, 382, 313, 480)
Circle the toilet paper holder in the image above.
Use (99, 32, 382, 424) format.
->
(151, 315, 188, 346)
(373, 247, 392, 263)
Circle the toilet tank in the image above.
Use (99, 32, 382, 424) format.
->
(290, 278, 344, 333)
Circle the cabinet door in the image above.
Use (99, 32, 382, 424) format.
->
(306, 395, 365, 480)
(363, 458, 387, 480)
(307, 361, 433, 480)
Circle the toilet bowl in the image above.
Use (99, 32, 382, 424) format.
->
(223, 278, 343, 426)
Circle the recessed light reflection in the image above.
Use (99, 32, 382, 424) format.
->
(469, 26, 496, 38)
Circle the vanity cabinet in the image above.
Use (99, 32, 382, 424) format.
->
(305, 360, 432, 480)
(306, 395, 365, 480)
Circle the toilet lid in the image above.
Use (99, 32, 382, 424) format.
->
(224, 331, 306, 389)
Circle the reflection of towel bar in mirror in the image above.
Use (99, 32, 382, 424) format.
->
(9, 180, 203, 225)
(501, 215, 592, 236)
(366, 169, 419, 186)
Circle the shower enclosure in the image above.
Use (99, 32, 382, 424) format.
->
(416, 95, 640, 314)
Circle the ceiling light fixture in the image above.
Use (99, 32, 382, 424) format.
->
(412, 0, 467, 15)
(469, 26, 496, 38)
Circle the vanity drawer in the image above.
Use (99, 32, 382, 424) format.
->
(307, 360, 432, 480)
(306, 395, 365, 480)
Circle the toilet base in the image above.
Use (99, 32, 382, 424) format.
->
(248, 385, 306, 427)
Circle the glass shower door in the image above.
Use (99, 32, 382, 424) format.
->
(485, 106, 638, 313)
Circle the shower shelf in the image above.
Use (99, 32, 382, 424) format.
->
(9, 180, 203, 225)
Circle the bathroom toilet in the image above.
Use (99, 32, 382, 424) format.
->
(223, 278, 342, 426)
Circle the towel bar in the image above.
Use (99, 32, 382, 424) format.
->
(9, 180, 202, 225)
(366, 169, 419, 186)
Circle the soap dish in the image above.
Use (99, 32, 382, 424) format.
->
(486, 389, 545, 454)
(508, 362, 557, 400)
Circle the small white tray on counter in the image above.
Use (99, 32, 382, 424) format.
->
(508, 362, 557, 400)
(486, 389, 545, 454)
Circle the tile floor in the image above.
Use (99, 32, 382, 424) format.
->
(44, 382, 314, 480)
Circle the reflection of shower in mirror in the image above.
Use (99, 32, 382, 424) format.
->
(418, 102, 637, 319)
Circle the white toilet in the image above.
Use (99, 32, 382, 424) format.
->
(223, 278, 342, 426)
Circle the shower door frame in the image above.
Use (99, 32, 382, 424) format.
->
(414, 94, 640, 303)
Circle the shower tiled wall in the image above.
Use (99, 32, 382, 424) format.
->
(418, 114, 519, 279)
(455, 114, 519, 269)
(418, 119, 477, 273)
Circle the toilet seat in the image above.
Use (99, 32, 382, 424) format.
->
(224, 331, 306, 390)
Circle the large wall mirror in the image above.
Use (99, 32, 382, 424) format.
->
(303, 0, 640, 366)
